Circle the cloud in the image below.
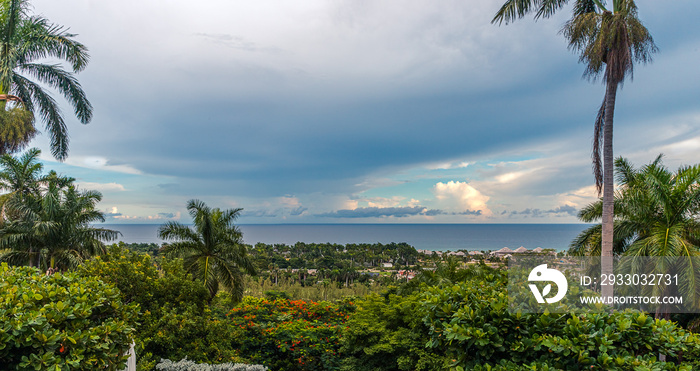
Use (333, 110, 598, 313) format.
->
(104, 206, 122, 217)
(241, 196, 309, 218)
(242, 209, 279, 218)
(495, 168, 540, 184)
(77, 182, 126, 192)
(553, 185, 598, 209)
(456, 209, 483, 216)
(362, 196, 420, 208)
(107, 210, 181, 221)
(290, 206, 308, 216)
(433, 181, 491, 216)
(507, 205, 577, 218)
(57, 156, 142, 175)
(194, 33, 281, 53)
(425, 161, 470, 170)
(317, 206, 439, 218)
(25, 0, 700, 224)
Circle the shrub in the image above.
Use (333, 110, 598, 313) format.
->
(0, 263, 137, 370)
(229, 296, 354, 370)
(81, 245, 242, 370)
(155, 357, 268, 371)
(340, 291, 445, 370)
(421, 273, 700, 370)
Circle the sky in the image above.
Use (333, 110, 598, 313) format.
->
(19, 0, 700, 224)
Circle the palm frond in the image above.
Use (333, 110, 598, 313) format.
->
(12, 74, 67, 160)
(592, 97, 605, 193)
(16, 16, 89, 72)
(19, 63, 91, 123)
(158, 221, 201, 244)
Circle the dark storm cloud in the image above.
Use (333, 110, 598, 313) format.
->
(28, 0, 700, 222)
(77, 81, 603, 199)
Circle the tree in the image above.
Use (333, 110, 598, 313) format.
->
(158, 199, 257, 300)
(570, 156, 700, 256)
(570, 156, 700, 319)
(0, 0, 92, 160)
(493, 0, 657, 298)
(0, 147, 42, 217)
(0, 170, 118, 270)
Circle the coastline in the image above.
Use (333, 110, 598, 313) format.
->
(99, 223, 591, 252)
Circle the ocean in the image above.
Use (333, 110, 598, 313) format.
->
(99, 223, 591, 252)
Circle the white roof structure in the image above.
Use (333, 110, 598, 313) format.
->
(533, 247, 544, 253)
(514, 246, 528, 253)
(468, 250, 484, 255)
(492, 247, 513, 255)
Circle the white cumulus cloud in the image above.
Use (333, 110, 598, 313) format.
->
(433, 181, 491, 216)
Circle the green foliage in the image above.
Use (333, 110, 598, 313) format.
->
(263, 290, 291, 300)
(121, 242, 162, 257)
(400, 258, 497, 295)
(421, 272, 700, 370)
(340, 292, 445, 371)
(159, 199, 256, 300)
(0, 263, 137, 370)
(0, 106, 35, 155)
(571, 156, 700, 258)
(155, 358, 268, 371)
(229, 296, 354, 371)
(250, 241, 420, 270)
(0, 150, 118, 270)
(243, 275, 383, 302)
(80, 245, 242, 371)
(0, 0, 93, 159)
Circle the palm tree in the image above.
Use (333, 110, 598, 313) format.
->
(0, 147, 43, 214)
(570, 156, 700, 318)
(493, 0, 657, 297)
(570, 156, 700, 256)
(0, 0, 92, 160)
(0, 171, 118, 269)
(158, 199, 257, 301)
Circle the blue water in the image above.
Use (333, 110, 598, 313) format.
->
(99, 224, 590, 252)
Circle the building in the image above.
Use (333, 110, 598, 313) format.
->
(491, 247, 514, 256)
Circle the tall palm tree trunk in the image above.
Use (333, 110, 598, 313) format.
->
(601, 78, 618, 299)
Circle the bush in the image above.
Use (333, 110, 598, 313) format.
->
(81, 245, 242, 370)
(0, 263, 137, 370)
(229, 296, 355, 370)
(155, 358, 268, 371)
(421, 272, 700, 370)
(340, 291, 445, 370)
